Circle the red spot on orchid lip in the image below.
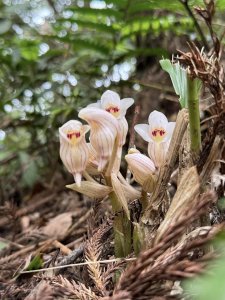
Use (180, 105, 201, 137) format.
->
(67, 131, 81, 139)
(152, 129, 165, 137)
(106, 106, 119, 113)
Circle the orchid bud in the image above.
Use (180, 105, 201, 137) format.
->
(78, 107, 119, 172)
(59, 120, 90, 186)
(134, 110, 175, 168)
(125, 150, 156, 190)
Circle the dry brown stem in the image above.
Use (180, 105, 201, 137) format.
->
(155, 166, 200, 243)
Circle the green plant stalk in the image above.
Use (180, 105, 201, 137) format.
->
(140, 190, 148, 211)
(105, 138, 131, 258)
(105, 175, 131, 257)
(187, 76, 201, 156)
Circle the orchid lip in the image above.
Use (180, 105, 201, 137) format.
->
(86, 90, 134, 119)
(151, 127, 167, 142)
(67, 131, 81, 139)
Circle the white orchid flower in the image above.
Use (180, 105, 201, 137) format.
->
(78, 107, 119, 172)
(134, 110, 175, 168)
(59, 120, 90, 186)
(86, 143, 100, 175)
(125, 149, 156, 189)
(88, 90, 134, 146)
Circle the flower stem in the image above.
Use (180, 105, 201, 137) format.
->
(104, 137, 131, 258)
(140, 190, 148, 211)
(105, 175, 131, 257)
(187, 76, 201, 157)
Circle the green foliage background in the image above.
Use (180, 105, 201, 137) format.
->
(0, 0, 225, 198)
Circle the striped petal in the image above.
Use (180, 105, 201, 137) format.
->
(78, 107, 119, 172)
(59, 122, 90, 186)
(118, 117, 128, 146)
(147, 141, 169, 168)
(125, 151, 155, 186)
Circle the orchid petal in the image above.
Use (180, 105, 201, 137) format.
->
(148, 110, 169, 142)
(100, 90, 121, 118)
(118, 117, 128, 146)
(134, 124, 151, 142)
(59, 120, 83, 144)
(86, 143, 100, 175)
(78, 107, 118, 172)
(59, 124, 90, 184)
(165, 122, 176, 141)
(121, 98, 134, 110)
(101, 90, 120, 109)
(148, 141, 169, 168)
(101, 90, 120, 104)
(82, 125, 91, 134)
(120, 98, 134, 117)
(148, 110, 168, 127)
(87, 101, 101, 109)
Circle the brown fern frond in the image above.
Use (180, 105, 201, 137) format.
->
(101, 291, 132, 300)
(25, 281, 53, 300)
(84, 223, 111, 296)
(102, 260, 127, 291)
(52, 275, 98, 300)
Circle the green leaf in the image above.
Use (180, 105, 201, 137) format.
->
(55, 36, 111, 56)
(19, 152, 39, 187)
(26, 254, 43, 271)
(15, 39, 40, 61)
(115, 48, 168, 65)
(68, 7, 123, 19)
(57, 18, 117, 35)
(184, 256, 225, 300)
(133, 222, 144, 255)
(160, 59, 201, 108)
(0, 241, 8, 250)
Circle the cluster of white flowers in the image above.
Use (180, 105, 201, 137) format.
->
(59, 90, 175, 190)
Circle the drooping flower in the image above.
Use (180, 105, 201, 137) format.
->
(78, 107, 119, 172)
(59, 120, 90, 186)
(134, 110, 175, 168)
(88, 90, 134, 146)
(86, 143, 100, 175)
(125, 148, 156, 192)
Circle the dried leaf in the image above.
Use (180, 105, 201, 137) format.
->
(155, 166, 200, 243)
(111, 173, 130, 219)
(42, 212, 73, 239)
(66, 181, 112, 199)
(120, 183, 141, 202)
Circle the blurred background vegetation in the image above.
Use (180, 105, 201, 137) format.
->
(0, 0, 225, 202)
